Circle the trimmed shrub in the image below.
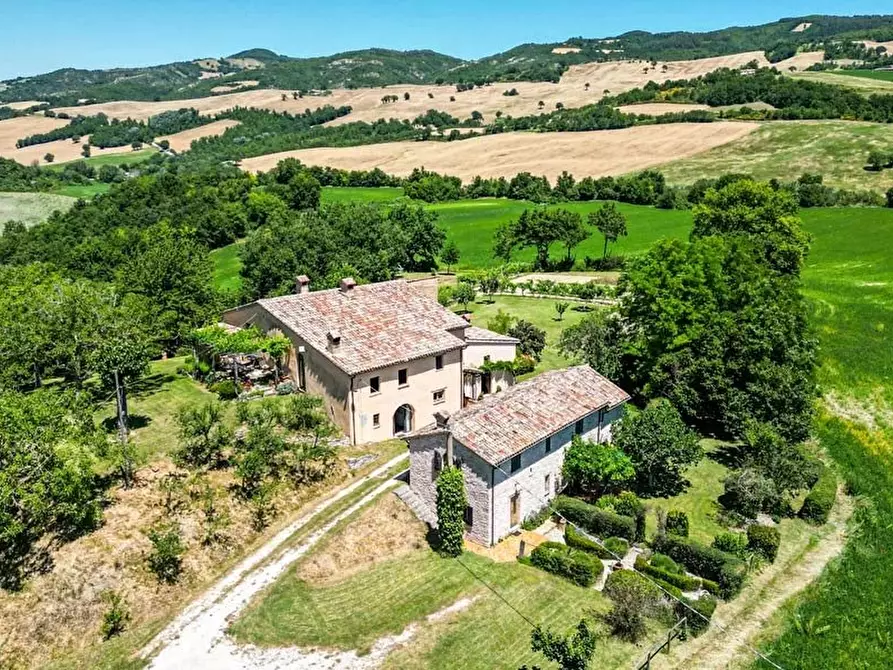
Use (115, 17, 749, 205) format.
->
(521, 505, 553, 531)
(635, 556, 701, 591)
(701, 578, 721, 597)
(604, 536, 630, 558)
(209, 380, 240, 400)
(529, 541, 602, 587)
(666, 510, 689, 537)
(565, 524, 614, 559)
(747, 524, 781, 563)
(436, 467, 467, 557)
(652, 534, 746, 598)
(712, 531, 748, 558)
(554, 495, 636, 540)
(677, 594, 717, 637)
(799, 465, 836, 525)
(650, 552, 683, 574)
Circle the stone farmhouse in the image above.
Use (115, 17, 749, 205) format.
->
(222, 277, 518, 444)
(407, 366, 630, 546)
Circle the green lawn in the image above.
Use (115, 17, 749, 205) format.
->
(661, 121, 893, 193)
(50, 182, 110, 198)
(457, 295, 592, 374)
(46, 148, 158, 169)
(0, 191, 76, 229)
(231, 527, 642, 670)
(210, 240, 244, 293)
(321, 185, 405, 203)
(790, 70, 893, 96)
(828, 68, 893, 83)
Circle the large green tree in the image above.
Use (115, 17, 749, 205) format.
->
(562, 434, 635, 498)
(494, 208, 587, 269)
(520, 620, 598, 670)
(559, 310, 625, 382)
(588, 202, 627, 259)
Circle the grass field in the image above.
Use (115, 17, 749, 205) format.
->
(0, 191, 76, 229)
(829, 68, 893, 83)
(45, 148, 157, 169)
(790, 70, 893, 96)
(209, 240, 244, 293)
(321, 185, 405, 203)
(661, 121, 893, 193)
(50, 182, 110, 198)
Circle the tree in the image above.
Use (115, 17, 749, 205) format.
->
(175, 402, 232, 468)
(507, 319, 546, 360)
(453, 282, 476, 311)
(867, 150, 887, 171)
(81, 144, 91, 158)
(146, 524, 185, 584)
(487, 308, 515, 335)
(556, 102, 565, 109)
(563, 434, 635, 498)
(274, 171, 321, 211)
(159, 139, 170, 151)
(479, 270, 502, 302)
(388, 201, 445, 271)
(538, 100, 545, 109)
(521, 620, 597, 670)
(131, 141, 142, 151)
(603, 572, 660, 642)
(559, 310, 625, 382)
(435, 466, 466, 556)
(887, 187, 893, 208)
(441, 239, 460, 273)
(494, 208, 585, 269)
(555, 301, 569, 320)
(691, 179, 810, 276)
(404, 92, 410, 101)
(44, 152, 54, 163)
(589, 202, 627, 259)
(613, 399, 701, 496)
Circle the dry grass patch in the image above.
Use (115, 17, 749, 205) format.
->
(240, 122, 757, 181)
(297, 492, 427, 584)
(210, 81, 259, 94)
(2, 100, 48, 110)
(156, 119, 241, 152)
(617, 102, 711, 115)
(0, 115, 69, 152)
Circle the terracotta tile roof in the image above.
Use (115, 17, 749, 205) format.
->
(464, 326, 520, 344)
(449, 366, 630, 465)
(256, 280, 469, 375)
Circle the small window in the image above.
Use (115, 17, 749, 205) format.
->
(370, 376, 380, 394)
(372, 413, 380, 428)
(545, 436, 552, 453)
(435, 355, 444, 370)
(544, 473, 551, 496)
(464, 505, 474, 526)
(398, 368, 408, 386)
(575, 419, 584, 435)
(484, 354, 491, 363)
(433, 388, 445, 404)
(432, 451, 443, 480)
(510, 454, 522, 473)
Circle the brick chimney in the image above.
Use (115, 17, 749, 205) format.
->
(326, 329, 341, 352)
(295, 275, 310, 294)
(339, 277, 356, 293)
(434, 411, 454, 466)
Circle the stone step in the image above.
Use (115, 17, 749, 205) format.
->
(395, 484, 438, 528)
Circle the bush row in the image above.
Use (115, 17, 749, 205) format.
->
(529, 541, 603, 587)
(652, 534, 747, 598)
(565, 524, 615, 559)
(635, 556, 702, 591)
(554, 495, 637, 541)
(799, 464, 836, 525)
(677, 594, 718, 637)
(746, 524, 781, 562)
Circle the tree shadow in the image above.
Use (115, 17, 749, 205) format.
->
(709, 443, 746, 469)
(101, 413, 151, 433)
(128, 372, 178, 397)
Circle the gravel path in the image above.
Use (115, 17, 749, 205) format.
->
(140, 454, 408, 670)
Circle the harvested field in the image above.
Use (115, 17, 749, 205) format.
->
(193, 58, 220, 70)
(860, 40, 893, 52)
(0, 192, 76, 229)
(552, 47, 581, 54)
(239, 122, 758, 181)
(210, 80, 259, 94)
(617, 102, 710, 115)
(0, 115, 68, 151)
(48, 51, 769, 126)
(791, 21, 812, 32)
(2, 100, 47, 110)
(157, 119, 241, 152)
(198, 71, 223, 80)
(0, 116, 138, 165)
(774, 50, 826, 71)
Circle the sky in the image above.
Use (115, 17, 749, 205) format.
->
(1, 1, 886, 80)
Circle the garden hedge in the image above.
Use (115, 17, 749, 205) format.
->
(603, 568, 663, 605)
(530, 541, 602, 587)
(635, 556, 702, 591)
(747, 524, 781, 563)
(652, 534, 746, 598)
(565, 524, 613, 559)
(711, 531, 748, 557)
(799, 465, 836, 525)
(554, 495, 636, 541)
(676, 594, 718, 637)
(666, 510, 690, 537)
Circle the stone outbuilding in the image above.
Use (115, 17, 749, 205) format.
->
(406, 365, 630, 546)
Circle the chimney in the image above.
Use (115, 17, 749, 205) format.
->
(434, 411, 454, 466)
(326, 329, 341, 351)
(339, 277, 356, 293)
(295, 275, 310, 294)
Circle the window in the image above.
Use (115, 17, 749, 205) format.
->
(435, 355, 444, 370)
(464, 505, 474, 526)
(510, 454, 522, 473)
(544, 473, 551, 496)
(372, 413, 380, 428)
(398, 368, 408, 386)
(297, 353, 306, 391)
(432, 451, 443, 480)
(484, 355, 491, 363)
(545, 436, 552, 453)
(370, 376, 380, 394)
(575, 419, 584, 435)
(433, 388, 445, 404)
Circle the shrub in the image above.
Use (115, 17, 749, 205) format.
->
(146, 524, 185, 584)
(635, 556, 701, 591)
(747, 524, 781, 563)
(209, 379, 240, 400)
(554, 496, 636, 540)
(275, 381, 295, 395)
(529, 541, 602, 587)
(701, 578, 721, 596)
(436, 467, 467, 557)
(650, 552, 683, 574)
(799, 465, 836, 525)
(652, 534, 746, 598)
(99, 590, 130, 640)
(676, 594, 717, 637)
(565, 524, 614, 559)
(712, 531, 748, 557)
(722, 467, 780, 518)
(521, 505, 553, 531)
(603, 570, 663, 642)
(666, 510, 689, 537)
(604, 536, 630, 558)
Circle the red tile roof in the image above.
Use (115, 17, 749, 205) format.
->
(256, 280, 469, 375)
(449, 366, 629, 465)
(463, 326, 520, 344)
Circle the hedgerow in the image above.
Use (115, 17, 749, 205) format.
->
(529, 541, 602, 587)
(652, 534, 747, 598)
(635, 556, 702, 591)
(554, 495, 636, 541)
(747, 524, 781, 563)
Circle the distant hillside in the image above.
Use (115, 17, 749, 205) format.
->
(2, 14, 893, 103)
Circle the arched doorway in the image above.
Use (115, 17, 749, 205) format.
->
(393, 404, 414, 435)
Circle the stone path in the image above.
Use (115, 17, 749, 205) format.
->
(394, 483, 437, 527)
